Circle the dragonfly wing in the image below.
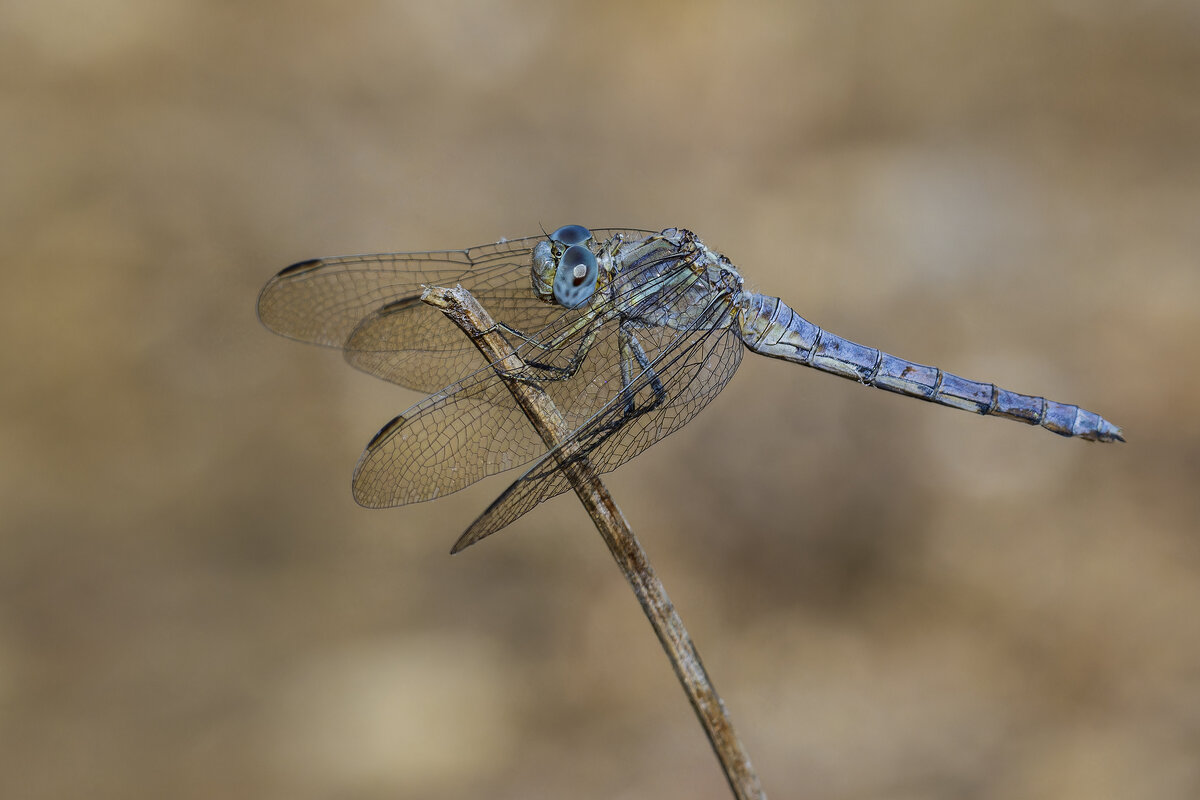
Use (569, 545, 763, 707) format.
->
(343, 295, 496, 394)
(257, 229, 655, 392)
(258, 238, 534, 347)
(351, 369, 549, 507)
(451, 302, 744, 552)
(347, 267, 701, 504)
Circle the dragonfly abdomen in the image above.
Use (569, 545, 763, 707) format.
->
(737, 293, 1123, 442)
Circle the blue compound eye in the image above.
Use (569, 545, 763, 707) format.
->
(552, 244, 599, 308)
(550, 224, 592, 247)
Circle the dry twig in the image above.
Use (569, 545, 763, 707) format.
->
(422, 284, 765, 800)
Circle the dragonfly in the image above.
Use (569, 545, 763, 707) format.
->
(258, 225, 1123, 552)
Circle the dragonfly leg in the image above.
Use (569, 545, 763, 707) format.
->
(619, 323, 667, 417)
(556, 326, 670, 457)
(495, 310, 608, 385)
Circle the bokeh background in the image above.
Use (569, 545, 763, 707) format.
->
(4, 2, 1198, 798)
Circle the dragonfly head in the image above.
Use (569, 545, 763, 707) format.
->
(531, 225, 600, 309)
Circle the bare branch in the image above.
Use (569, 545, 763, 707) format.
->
(421, 284, 765, 799)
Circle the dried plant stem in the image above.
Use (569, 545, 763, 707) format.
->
(422, 284, 765, 800)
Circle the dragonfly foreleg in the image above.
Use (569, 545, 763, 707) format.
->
(495, 310, 608, 385)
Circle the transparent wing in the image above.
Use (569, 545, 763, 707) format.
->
(350, 370, 548, 506)
(351, 246, 735, 509)
(257, 229, 655, 392)
(450, 298, 744, 552)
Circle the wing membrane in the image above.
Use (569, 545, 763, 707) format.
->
(351, 370, 549, 506)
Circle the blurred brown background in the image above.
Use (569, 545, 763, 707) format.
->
(3, 2, 1198, 798)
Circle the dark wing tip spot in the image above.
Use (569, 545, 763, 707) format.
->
(365, 414, 407, 449)
(378, 295, 424, 314)
(276, 258, 324, 278)
(449, 531, 474, 554)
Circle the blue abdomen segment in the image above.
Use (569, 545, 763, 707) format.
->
(737, 293, 1123, 442)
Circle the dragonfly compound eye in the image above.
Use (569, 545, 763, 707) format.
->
(549, 224, 593, 247)
(552, 244, 599, 308)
